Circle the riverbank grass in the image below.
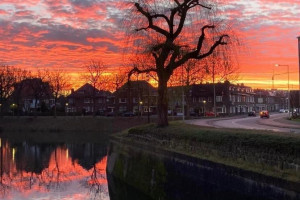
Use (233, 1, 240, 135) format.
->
(122, 122, 300, 183)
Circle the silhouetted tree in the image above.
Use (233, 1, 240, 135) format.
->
(0, 65, 17, 114)
(127, 0, 237, 126)
(82, 60, 108, 116)
(48, 69, 71, 117)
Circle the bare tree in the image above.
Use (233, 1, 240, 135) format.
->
(127, 0, 237, 126)
(109, 67, 128, 92)
(23, 70, 52, 117)
(12, 68, 31, 116)
(47, 69, 71, 118)
(0, 65, 16, 115)
(82, 60, 108, 116)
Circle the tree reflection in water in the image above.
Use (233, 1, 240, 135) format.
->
(0, 138, 109, 200)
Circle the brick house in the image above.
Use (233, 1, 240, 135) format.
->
(169, 81, 256, 116)
(66, 83, 111, 114)
(11, 78, 54, 114)
(254, 89, 287, 112)
(109, 80, 158, 115)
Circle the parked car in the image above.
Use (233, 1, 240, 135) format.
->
(205, 111, 217, 117)
(106, 112, 115, 117)
(279, 109, 285, 113)
(122, 111, 135, 117)
(248, 111, 256, 117)
(189, 111, 199, 116)
(259, 110, 269, 118)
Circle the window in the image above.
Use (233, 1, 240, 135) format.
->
(119, 106, 127, 112)
(216, 107, 223, 113)
(216, 96, 222, 102)
(84, 98, 91, 103)
(119, 98, 127, 103)
(242, 96, 246, 102)
(98, 98, 103, 103)
(258, 98, 263, 103)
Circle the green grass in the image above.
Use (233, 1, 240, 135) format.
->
(120, 122, 300, 182)
(291, 118, 300, 122)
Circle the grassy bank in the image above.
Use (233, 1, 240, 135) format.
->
(0, 116, 147, 143)
(120, 122, 300, 182)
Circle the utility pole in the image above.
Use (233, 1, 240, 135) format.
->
(298, 36, 300, 113)
(147, 74, 150, 123)
(181, 66, 185, 121)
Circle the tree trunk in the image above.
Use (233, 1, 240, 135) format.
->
(157, 78, 169, 127)
(54, 98, 57, 118)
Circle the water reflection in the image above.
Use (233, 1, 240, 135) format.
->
(0, 138, 109, 200)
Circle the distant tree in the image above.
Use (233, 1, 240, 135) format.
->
(112, 68, 128, 91)
(127, 0, 238, 126)
(0, 65, 16, 114)
(11, 68, 31, 115)
(47, 69, 71, 117)
(82, 60, 108, 116)
(169, 60, 208, 116)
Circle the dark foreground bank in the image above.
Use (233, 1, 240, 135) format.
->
(107, 122, 300, 200)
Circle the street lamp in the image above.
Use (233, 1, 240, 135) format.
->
(272, 64, 278, 90)
(203, 100, 206, 117)
(275, 64, 290, 117)
(65, 103, 69, 116)
(11, 103, 17, 116)
(297, 36, 300, 113)
(139, 101, 143, 117)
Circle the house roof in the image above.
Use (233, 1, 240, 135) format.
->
(113, 80, 157, 95)
(12, 78, 53, 99)
(68, 83, 111, 98)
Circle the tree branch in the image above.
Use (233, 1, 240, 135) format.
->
(128, 66, 157, 82)
(197, 35, 229, 59)
(135, 3, 170, 37)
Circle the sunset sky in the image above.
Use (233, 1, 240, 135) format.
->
(0, 0, 299, 90)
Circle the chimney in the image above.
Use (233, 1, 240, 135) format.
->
(71, 88, 74, 94)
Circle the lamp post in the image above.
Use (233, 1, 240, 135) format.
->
(272, 65, 277, 90)
(275, 64, 290, 117)
(203, 100, 206, 117)
(139, 101, 143, 117)
(11, 103, 17, 116)
(297, 36, 300, 113)
(65, 103, 69, 116)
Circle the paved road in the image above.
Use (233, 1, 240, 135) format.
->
(186, 113, 300, 134)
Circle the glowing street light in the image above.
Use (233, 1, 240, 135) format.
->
(203, 100, 206, 116)
(275, 64, 290, 117)
(139, 101, 143, 117)
(65, 103, 69, 115)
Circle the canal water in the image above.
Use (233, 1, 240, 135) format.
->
(0, 137, 110, 200)
(1, 137, 297, 200)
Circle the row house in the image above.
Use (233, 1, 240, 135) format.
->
(187, 81, 256, 115)
(66, 83, 111, 114)
(169, 81, 288, 116)
(66, 81, 289, 116)
(254, 89, 286, 112)
(108, 80, 158, 115)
